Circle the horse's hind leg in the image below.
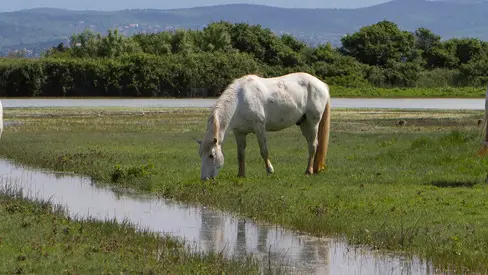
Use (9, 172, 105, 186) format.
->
(300, 118, 320, 175)
(254, 123, 274, 175)
(234, 130, 247, 178)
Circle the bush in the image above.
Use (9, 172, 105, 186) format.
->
(0, 52, 264, 97)
(415, 68, 459, 88)
(0, 59, 44, 96)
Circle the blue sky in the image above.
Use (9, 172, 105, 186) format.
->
(1, 0, 391, 12)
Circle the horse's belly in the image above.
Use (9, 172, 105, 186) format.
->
(265, 107, 303, 131)
(265, 123, 295, 132)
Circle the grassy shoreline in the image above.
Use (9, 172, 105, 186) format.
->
(0, 184, 264, 274)
(1, 107, 488, 273)
(331, 86, 486, 98)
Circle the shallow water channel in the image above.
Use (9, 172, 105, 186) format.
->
(0, 158, 439, 274)
(0, 97, 485, 110)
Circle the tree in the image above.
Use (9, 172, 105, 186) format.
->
(280, 34, 306, 52)
(200, 22, 233, 52)
(171, 29, 196, 54)
(133, 32, 172, 55)
(458, 58, 488, 86)
(413, 27, 457, 69)
(422, 46, 458, 69)
(306, 43, 337, 63)
(68, 28, 100, 57)
(98, 29, 141, 58)
(229, 23, 266, 61)
(451, 38, 484, 64)
(228, 23, 305, 67)
(340, 20, 418, 66)
(414, 27, 441, 53)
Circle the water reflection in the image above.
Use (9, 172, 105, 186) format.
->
(0, 98, 485, 110)
(234, 219, 247, 258)
(199, 209, 225, 253)
(0, 158, 440, 274)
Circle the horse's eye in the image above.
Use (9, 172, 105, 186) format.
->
(209, 154, 214, 159)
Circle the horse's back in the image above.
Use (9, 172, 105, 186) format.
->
(234, 72, 329, 132)
(260, 72, 329, 113)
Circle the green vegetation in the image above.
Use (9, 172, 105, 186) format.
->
(1, 107, 488, 273)
(0, 185, 263, 274)
(2, 20, 488, 97)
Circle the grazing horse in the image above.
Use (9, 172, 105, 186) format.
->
(197, 72, 332, 180)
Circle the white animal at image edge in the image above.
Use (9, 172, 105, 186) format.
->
(476, 86, 488, 156)
(0, 100, 3, 140)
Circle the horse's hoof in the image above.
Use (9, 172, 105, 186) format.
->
(266, 165, 274, 174)
(313, 165, 328, 174)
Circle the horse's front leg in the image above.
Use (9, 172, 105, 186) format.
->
(254, 123, 274, 175)
(234, 130, 247, 178)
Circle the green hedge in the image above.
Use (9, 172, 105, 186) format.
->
(0, 52, 265, 97)
(0, 53, 485, 98)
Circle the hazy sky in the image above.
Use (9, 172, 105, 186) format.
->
(1, 0, 391, 12)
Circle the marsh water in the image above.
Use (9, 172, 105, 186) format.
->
(0, 97, 471, 274)
(0, 97, 485, 110)
(0, 158, 440, 274)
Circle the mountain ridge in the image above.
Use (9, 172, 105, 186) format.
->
(2, 1, 488, 55)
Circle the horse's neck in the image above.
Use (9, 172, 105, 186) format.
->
(209, 93, 237, 143)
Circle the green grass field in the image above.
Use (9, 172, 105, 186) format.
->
(0, 184, 262, 274)
(1, 107, 488, 273)
(331, 86, 487, 98)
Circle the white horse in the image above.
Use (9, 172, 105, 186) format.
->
(477, 87, 488, 156)
(197, 72, 332, 180)
(0, 100, 3, 140)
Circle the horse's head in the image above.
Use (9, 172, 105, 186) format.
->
(197, 136, 224, 180)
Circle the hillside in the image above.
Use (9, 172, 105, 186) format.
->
(2, 0, 488, 55)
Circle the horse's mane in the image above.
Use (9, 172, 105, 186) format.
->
(210, 78, 243, 120)
(205, 76, 251, 140)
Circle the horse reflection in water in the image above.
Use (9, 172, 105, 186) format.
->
(198, 207, 331, 274)
(234, 219, 247, 258)
(235, 220, 272, 260)
(199, 209, 225, 253)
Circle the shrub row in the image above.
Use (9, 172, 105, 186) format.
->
(0, 52, 485, 98)
(0, 52, 265, 97)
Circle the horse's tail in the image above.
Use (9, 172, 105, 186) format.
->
(313, 96, 331, 173)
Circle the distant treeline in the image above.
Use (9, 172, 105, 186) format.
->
(1, 20, 487, 97)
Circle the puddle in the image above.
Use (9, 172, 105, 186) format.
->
(0, 158, 439, 274)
